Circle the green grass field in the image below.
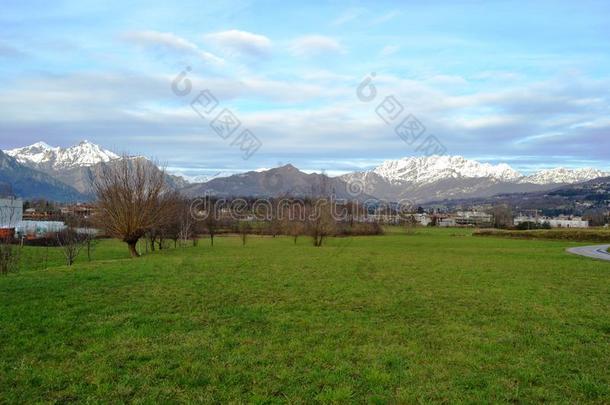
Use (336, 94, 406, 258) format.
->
(1, 229, 609, 403)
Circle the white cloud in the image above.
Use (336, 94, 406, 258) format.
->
(425, 74, 468, 86)
(123, 30, 224, 66)
(204, 29, 271, 57)
(299, 69, 354, 82)
(379, 45, 400, 58)
(473, 71, 521, 81)
(371, 10, 401, 25)
(3, 67, 609, 172)
(289, 35, 345, 57)
(331, 8, 365, 26)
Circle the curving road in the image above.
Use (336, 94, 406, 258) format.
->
(567, 245, 610, 262)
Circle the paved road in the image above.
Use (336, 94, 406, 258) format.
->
(567, 245, 610, 262)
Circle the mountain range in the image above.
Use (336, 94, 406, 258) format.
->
(6, 141, 120, 171)
(340, 156, 608, 203)
(0, 150, 87, 202)
(2, 141, 609, 204)
(3, 141, 187, 198)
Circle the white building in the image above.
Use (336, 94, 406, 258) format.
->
(455, 211, 494, 227)
(414, 213, 432, 226)
(16, 221, 66, 237)
(438, 217, 457, 227)
(0, 198, 23, 228)
(546, 216, 589, 228)
(514, 215, 589, 229)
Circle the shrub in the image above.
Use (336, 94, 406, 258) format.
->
(474, 228, 610, 243)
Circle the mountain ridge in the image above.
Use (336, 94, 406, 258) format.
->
(5, 140, 120, 171)
(346, 155, 608, 186)
(0, 150, 87, 202)
(3, 141, 609, 203)
(3, 142, 188, 197)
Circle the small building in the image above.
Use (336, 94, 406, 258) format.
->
(22, 208, 58, 221)
(435, 211, 493, 228)
(16, 221, 67, 238)
(414, 213, 432, 226)
(514, 215, 589, 229)
(455, 211, 494, 227)
(438, 217, 457, 227)
(0, 197, 23, 229)
(60, 203, 97, 219)
(547, 216, 589, 228)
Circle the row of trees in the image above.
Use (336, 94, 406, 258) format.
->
(92, 158, 385, 256)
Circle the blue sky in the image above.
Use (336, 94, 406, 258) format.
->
(1, 0, 609, 177)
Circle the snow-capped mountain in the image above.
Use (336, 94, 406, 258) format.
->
(347, 156, 608, 186)
(5, 140, 119, 170)
(371, 156, 522, 184)
(3, 141, 609, 203)
(340, 156, 609, 203)
(176, 168, 274, 184)
(0, 149, 86, 202)
(3, 141, 190, 197)
(172, 171, 238, 184)
(519, 167, 609, 185)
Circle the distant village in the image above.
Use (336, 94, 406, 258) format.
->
(0, 198, 96, 241)
(1, 196, 606, 242)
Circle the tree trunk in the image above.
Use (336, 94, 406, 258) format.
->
(127, 241, 140, 257)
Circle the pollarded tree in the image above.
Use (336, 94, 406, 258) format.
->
(93, 157, 179, 257)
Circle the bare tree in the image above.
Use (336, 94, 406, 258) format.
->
(85, 233, 98, 261)
(307, 199, 336, 247)
(287, 219, 305, 244)
(192, 197, 219, 247)
(146, 228, 161, 252)
(56, 228, 89, 266)
(177, 199, 195, 247)
(280, 201, 306, 244)
(64, 214, 98, 261)
(93, 157, 179, 257)
(267, 200, 283, 237)
(491, 205, 514, 229)
(0, 238, 20, 275)
(0, 200, 21, 275)
(238, 221, 250, 246)
(204, 203, 219, 247)
(583, 209, 608, 227)
(404, 215, 417, 235)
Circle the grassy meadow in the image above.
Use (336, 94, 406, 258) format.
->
(0, 228, 609, 403)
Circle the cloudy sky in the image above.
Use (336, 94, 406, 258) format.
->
(1, 0, 609, 178)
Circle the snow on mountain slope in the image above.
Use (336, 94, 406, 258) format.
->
(5, 140, 119, 170)
(345, 156, 608, 186)
(171, 171, 238, 184)
(370, 156, 522, 184)
(519, 167, 610, 185)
